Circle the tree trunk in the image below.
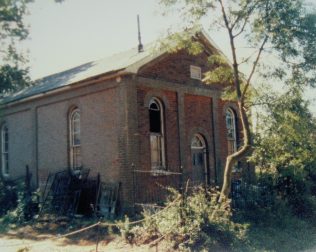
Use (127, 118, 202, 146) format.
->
(217, 0, 254, 201)
(219, 100, 252, 201)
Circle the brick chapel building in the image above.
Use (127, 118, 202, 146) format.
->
(0, 31, 246, 210)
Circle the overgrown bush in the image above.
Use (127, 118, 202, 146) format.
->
(251, 87, 316, 218)
(251, 170, 316, 219)
(0, 179, 39, 224)
(275, 171, 312, 217)
(119, 187, 248, 251)
(0, 179, 18, 216)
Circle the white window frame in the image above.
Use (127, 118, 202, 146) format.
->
(1, 124, 9, 177)
(149, 98, 166, 171)
(69, 108, 82, 170)
(190, 65, 202, 80)
(225, 108, 237, 155)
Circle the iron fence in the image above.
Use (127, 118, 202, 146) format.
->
(231, 180, 275, 209)
(132, 168, 182, 208)
(132, 165, 275, 212)
(132, 166, 212, 211)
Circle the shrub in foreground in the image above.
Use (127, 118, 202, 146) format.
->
(119, 187, 248, 251)
(0, 179, 39, 225)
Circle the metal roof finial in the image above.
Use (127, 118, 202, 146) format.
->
(137, 15, 144, 53)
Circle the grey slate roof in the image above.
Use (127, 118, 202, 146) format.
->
(3, 43, 160, 104)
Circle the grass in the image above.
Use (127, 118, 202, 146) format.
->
(232, 204, 316, 252)
(243, 221, 316, 252)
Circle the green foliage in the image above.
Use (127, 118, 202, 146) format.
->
(160, 0, 316, 88)
(253, 86, 316, 173)
(0, 179, 39, 225)
(251, 86, 316, 217)
(0, 0, 33, 43)
(0, 179, 18, 216)
(0, 0, 34, 94)
(120, 188, 248, 251)
(158, 25, 205, 55)
(159, 2, 316, 201)
(207, 54, 228, 66)
(203, 66, 234, 85)
(0, 65, 30, 94)
(0, 0, 64, 95)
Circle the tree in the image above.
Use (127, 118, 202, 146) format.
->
(159, 0, 316, 200)
(0, 0, 33, 94)
(253, 86, 316, 176)
(0, 0, 63, 95)
(252, 85, 316, 216)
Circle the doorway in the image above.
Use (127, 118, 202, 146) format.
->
(190, 134, 208, 186)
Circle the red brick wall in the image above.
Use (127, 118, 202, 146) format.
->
(139, 49, 221, 88)
(184, 94, 215, 182)
(136, 86, 180, 172)
(184, 94, 212, 136)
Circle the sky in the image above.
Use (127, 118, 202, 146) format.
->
(23, 0, 184, 79)
(21, 0, 316, 112)
(22, 0, 235, 79)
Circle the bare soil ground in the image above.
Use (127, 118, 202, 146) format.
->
(0, 235, 157, 252)
(0, 219, 160, 252)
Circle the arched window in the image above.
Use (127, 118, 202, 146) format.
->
(1, 124, 9, 177)
(69, 108, 82, 170)
(149, 98, 165, 170)
(225, 108, 237, 155)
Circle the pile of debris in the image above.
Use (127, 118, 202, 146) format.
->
(40, 169, 120, 219)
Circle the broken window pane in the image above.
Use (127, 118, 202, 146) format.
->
(149, 98, 165, 170)
(149, 101, 161, 133)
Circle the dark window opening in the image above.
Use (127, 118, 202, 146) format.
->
(149, 102, 161, 133)
(149, 98, 165, 170)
